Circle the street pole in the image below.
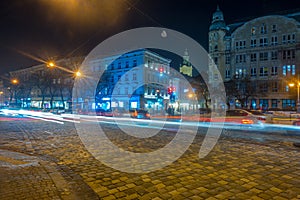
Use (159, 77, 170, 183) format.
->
(297, 83, 300, 113)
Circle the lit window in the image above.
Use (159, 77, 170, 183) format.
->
(292, 65, 296, 75)
(283, 66, 286, 76)
(251, 27, 256, 35)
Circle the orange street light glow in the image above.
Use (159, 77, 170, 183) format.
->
(289, 83, 295, 87)
(47, 61, 55, 68)
(12, 79, 19, 84)
(75, 71, 81, 77)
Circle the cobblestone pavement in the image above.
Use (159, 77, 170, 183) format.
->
(0, 118, 299, 199)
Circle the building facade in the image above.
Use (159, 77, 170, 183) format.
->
(209, 6, 300, 110)
(1, 57, 83, 110)
(90, 49, 175, 113)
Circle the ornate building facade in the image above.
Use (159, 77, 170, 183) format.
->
(209, 6, 300, 110)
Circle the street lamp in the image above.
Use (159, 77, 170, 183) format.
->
(11, 79, 19, 84)
(47, 61, 55, 68)
(289, 81, 300, 113)
(11, 78, 19, 106)
(75, 71, 81, 77)
(0, 91, 3, 106)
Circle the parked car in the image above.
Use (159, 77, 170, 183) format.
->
(130, 109, 151, 119)
(96, 109, 113, 117)
(244, 109, 267, 121)
(225, 109, 262, 124)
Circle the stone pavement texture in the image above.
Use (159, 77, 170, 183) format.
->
(0, 119, 299, 199)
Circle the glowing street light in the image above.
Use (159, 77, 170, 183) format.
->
(47, 61, 55, 68)
(75, 71, 82, 77)
(289, 81, 300, 113)
(11, 79, 19, 84)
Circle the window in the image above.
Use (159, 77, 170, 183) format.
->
(292, 65, 296, 75)
(239, 41, 246, 48)
(259, 52, 268, 61)
(260, 83, 268, 93)
(260, 38, 268, 46)
(292, 34, 296, 43)
(250, 39, 256, 47)
(133, 60, 137, 67)
(250, 53, 257, 62)
(242, 54, 246, 63)
(260, 66, 268, 76)
(226, 42, 231, 50)
(251, 67, 257, 77)
(282, 99, 296, 109)
(251, 27, 256, 35)
(125, 61, 129, 68)
(225, 69, 231, 79)
(287, 35, 291, 43)
(271, 36, 278, 45)
(235, 55, 239, 63)
(214, 45, 218, 52)
(285, 85, 289, 92)
(225, 55, 230, 64)
(271, 66, 278, 76)
(272, 82, 278, 92)
(214, 57, 218, 65)
(282, 35, 286, 44)
(292, 50, 295, 59)
(133, 73, 137, 81)
(235, 67, 246, 77)
(235, 41, 239, 49)
(283, 50, 295, 60)
(261, 23, 267, 34)
(236, 54, 246, 63)
(271, 99, 278, 108)
(272, 24, 277, 33)
(118, 62, 121, 69)
(271, 51, 278, 60)
(283, 66, 286, 76)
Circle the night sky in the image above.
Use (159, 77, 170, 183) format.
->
(0, 0, 299, 75)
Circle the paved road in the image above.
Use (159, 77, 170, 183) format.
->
(0, 117, 299, 199)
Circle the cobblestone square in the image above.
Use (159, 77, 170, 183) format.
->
(0, 119, 299, 199)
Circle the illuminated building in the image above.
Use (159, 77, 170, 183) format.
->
(209, 6, 300, 109)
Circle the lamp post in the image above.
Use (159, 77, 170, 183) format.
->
(0, 91, 3, 106)
(289, 81, 300, 113)
(11, 79, 19, 106)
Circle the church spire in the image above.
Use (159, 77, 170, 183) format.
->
(180, 49, 192, 77)
(209, 5, 227, 31)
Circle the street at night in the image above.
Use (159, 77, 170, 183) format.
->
(1, 0, 300, 199)
(0, 114, 300, 199)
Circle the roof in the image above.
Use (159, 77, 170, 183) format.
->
(225, 9, 300, 35)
